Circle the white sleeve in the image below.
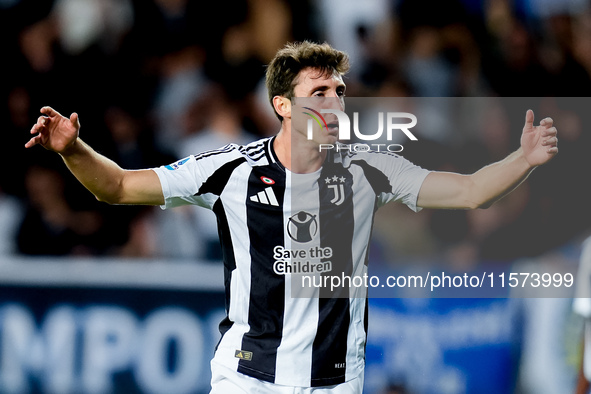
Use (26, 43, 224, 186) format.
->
(373, 154, 430, 212)
(152, 155, 218, 210)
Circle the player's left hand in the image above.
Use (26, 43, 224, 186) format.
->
(521, 109, 558, 167)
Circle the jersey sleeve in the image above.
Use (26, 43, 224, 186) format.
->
(358, 152, 430, 212)
(152, 155, 210, 209)
(152, 145, 243, 210)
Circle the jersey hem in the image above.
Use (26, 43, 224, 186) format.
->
(234, 362, 364, 388)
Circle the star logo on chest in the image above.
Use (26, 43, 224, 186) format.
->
(325, 176, 346, 184)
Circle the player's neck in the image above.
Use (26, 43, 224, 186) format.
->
(274, 123, 326, 174)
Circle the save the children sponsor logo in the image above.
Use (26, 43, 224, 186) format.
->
(272, 245, 333, 275)
(287, 211, 317, 243)
(272, 211, 333, 275)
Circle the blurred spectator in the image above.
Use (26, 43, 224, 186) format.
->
(17, 165, 101, 255)
(180, 84, 258, 158)
(573, 11, 591, 78)
(393, 0, 488, 97)
(52, 0, 133, 57)
(104, 105, 165, 170)
(0, 187, 23, 256)
(16, 162, 144, 256)
(2, 2, 591, 394)
(317, 0, 392, 82)
(176, 85, 258, 261)
(0, 0, 588, 266)
(3, 86, 32, 198)
(151, 42, 207, 154)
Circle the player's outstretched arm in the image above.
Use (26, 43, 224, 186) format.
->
(26, 106, 164, 205)
(417, 109, 558, 210)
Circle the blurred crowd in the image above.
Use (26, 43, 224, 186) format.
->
(1, 0, 591, 264)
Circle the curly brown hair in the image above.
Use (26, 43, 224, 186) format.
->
(265, 41, 350, 120)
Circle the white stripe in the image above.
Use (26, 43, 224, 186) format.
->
(213, 164, 253, 371)
(257, 190, 269, 204)
(274, 170, 321, 385)
(265, 187, 279, 206)
(345, 166, 375, 380)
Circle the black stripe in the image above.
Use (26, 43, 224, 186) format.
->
(237, 141, 269, 163)
(351, 159, 392, 195)
(213, 201, 235, 351)
(196, 158, 246, 196)
(249, 151, 266, 161)
(211, 184, 242, 350)
(245, 141, 266, 153)
(237, 164, 287, 383)
(348, 158, 376, 354)
(348, 159, 377, 358)
(213, 199, 236, 308)
(193, 144, 234, 161)
(264, 137, 274, 164)
(363, 297, 369, 353)
(311, 162, 355, 386)
(200, 158, 245, 350)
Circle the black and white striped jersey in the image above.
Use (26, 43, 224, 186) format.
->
(153, 136, 429, 387)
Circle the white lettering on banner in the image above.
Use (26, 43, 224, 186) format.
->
(366, 303, 512, 393)
(318, 143, 404, 153)
(1, 304, 36, 393)
(81, 307, 138, 393)
(43, 306, 77, 393)
(307, 110, 418, 141)
(136, 309, 203, 394)
(0, 305, 81, 394)
(0, 304, 214, 394)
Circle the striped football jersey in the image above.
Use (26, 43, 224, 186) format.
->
(153, 136, 429, 387)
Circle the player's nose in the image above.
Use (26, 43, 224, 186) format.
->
(325, 93, 344, 110)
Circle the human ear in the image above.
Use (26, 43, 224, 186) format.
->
(273, 96, 291, 120)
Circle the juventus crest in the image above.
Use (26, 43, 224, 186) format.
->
(324, 175, 347, 206)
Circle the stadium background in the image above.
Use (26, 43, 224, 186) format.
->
(1, 0, 591, 392)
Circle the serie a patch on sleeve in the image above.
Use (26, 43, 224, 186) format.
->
(165, 157, 190, 170)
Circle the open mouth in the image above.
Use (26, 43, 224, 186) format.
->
(326, 122, 339, 133)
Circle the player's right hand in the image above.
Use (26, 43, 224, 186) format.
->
(25, 106, 80, 154)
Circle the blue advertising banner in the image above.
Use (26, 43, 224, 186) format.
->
(0, 257, 577, 393)
(0, 258, 226, 394)
(365, 297, 520, 394)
